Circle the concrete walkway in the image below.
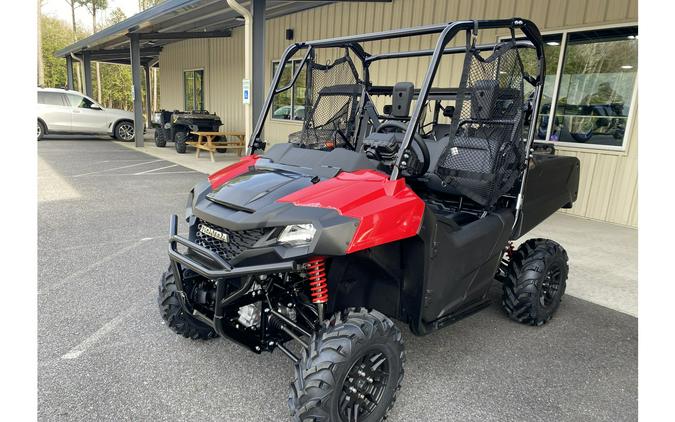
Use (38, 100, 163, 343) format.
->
(115, 130, 239, 175)
(525, 213, 637, 316)
(118, 133, 638, 316)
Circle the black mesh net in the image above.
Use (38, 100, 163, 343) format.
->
(288, 54, 362, 150)
(435, 40, 526, 207)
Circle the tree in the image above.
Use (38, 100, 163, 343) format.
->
(138, 0, 163, 11)
(41, 16, 87, 89)
(38, 0, 44, 86)
(63, 0, 82, 90)
(77, 0, 108, 101)
(97, 8, 134, 110)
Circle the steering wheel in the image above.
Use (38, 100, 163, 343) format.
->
(375, 120, 430, 177)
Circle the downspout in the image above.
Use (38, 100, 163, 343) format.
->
(227, 0, 252, 141)
(148, 57, 160, 113)
(70, 53, 85, 93)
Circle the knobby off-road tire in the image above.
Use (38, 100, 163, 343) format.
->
(174, 131, 188, 153)
(157, 269, 217, 340)
(154, 129, 166, 147)
(501, 239, 569, 326)
(289, 308, 405, 422)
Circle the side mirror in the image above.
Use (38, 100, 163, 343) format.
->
(443, 106, 455, 118)
(90, 105, 102, 110)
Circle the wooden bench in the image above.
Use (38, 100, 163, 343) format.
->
(186, 131, 246, 162)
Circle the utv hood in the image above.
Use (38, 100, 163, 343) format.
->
(207, 167, 315, 213)
(192, 146, 425, 258)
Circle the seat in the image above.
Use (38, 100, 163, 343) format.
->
(434, 41, 526, 207)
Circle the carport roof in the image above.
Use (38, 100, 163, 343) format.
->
(55, 0, 387, 65)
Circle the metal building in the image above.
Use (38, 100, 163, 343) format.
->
(56, 0, 638, 227)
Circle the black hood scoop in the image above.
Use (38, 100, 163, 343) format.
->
(206, 168, 314, 212)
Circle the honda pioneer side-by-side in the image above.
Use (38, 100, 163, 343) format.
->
(158, 18, 580, 421)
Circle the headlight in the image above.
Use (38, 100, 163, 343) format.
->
(185, 189, 194, 221)
(278, 224, 316, 246)
(151, 112, 161, 124)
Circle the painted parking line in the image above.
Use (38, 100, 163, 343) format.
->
(72, 159, 164, 177)
(133, 164, 178, 175)
(53, 235, 164, 252)
(39, 238, 153, 295)
(132, 170, 199, 175)
(61, 312, 130, 360)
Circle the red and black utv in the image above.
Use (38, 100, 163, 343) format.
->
(158, 18, 580, 422)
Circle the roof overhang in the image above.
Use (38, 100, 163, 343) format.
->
(55, 1, 392, 65)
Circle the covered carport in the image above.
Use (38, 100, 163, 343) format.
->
(54, 0, 377, 147)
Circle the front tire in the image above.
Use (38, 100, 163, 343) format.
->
(114, 120, 135, 142)
(154, 128, 166, 147)
(174, 131, 188, 153)
(157, 269, 217, 340)
(501, 239, 569, 326)
(289, 308, 405, 422)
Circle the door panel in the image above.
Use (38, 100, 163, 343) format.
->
(66, 94, 109, 133)
(420, 209, 515, 323)
(37, 93, 71, 132)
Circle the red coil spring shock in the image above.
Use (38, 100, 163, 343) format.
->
(305, 257, 328, 304)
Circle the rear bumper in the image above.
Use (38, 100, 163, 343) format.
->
(167, 214, 296, 351)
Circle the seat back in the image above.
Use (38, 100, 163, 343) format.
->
(391, 82, 415, 118)
(435, 41, 526, 207)
(294, 54, 363, 149)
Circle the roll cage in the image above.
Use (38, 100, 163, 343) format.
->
(248, 18, 545, 218)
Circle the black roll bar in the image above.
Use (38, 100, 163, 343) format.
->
(389, 18, 544, 180)
(365, 40, 535, 64)
(247, 18, 545, 161)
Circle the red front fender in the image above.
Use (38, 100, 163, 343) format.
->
(278, 170, 425, 253)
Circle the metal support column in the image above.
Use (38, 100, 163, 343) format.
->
(65, 56, 74, 90)
(130, 34, 144, 147)
(144, 63, 152, 129)
(82, 51, 93, 98)
(252, 0, 266, 131)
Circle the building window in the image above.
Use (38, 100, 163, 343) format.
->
(184, 69, 204, 111)
(552, 27, 637, 147)
(509, 25, 637, 150)
(271, 60, 307, 121)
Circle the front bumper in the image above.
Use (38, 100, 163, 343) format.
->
(167, 214, 297, 351)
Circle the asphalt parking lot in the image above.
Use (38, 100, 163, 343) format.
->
(38, 139, 638, 421)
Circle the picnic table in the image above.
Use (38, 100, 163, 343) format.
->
(186, 131, 246, 162)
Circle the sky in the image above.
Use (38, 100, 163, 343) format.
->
(42, 0, 142, 30)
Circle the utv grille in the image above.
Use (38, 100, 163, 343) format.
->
(194, 219, 266, 261)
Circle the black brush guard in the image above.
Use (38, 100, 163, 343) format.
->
(167, 214, 297, 352)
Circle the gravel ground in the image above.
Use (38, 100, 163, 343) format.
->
(38, 139, 638, 421)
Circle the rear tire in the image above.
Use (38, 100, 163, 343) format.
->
(154, 129, 166, 147)
(37, 120, 45, 141)
(157, 269, 217, 340)
(501, 239, 569, 326)
(174, 131, 188, 153)
(289, 308, 405, 422)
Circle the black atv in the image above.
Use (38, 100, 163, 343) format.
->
(151, 109, 223, 153)
(158, 18, 580, 421)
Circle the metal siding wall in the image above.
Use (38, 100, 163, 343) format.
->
(159, 30, 245, 132)
(159, 0, 638, 227)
